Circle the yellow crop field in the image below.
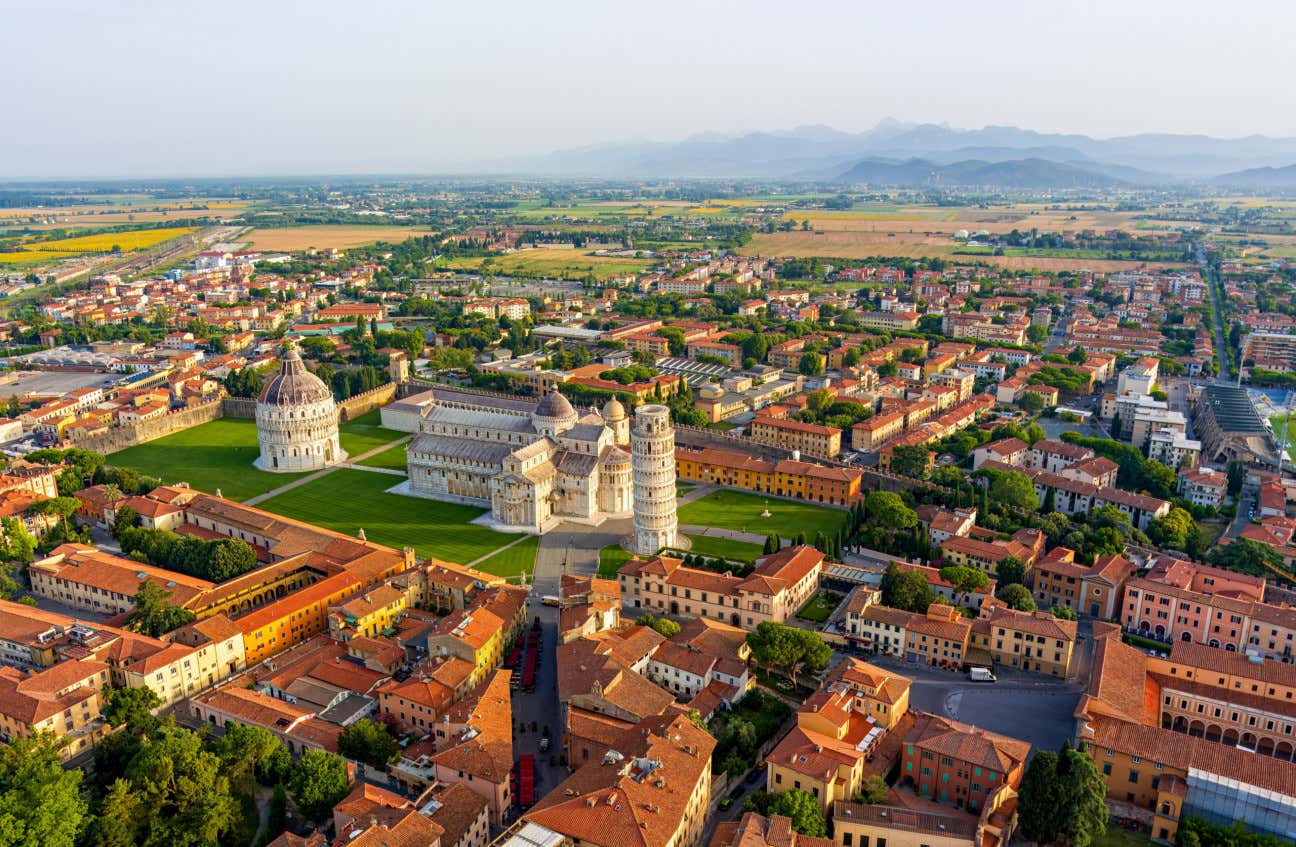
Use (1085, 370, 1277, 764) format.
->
(25, 226, 195, 253)
(0, 251, 71, 264)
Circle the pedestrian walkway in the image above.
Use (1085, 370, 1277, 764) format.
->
(680, 523, 768, 546)
(243, 435, 411, 505)
(674, 482, 717, 506)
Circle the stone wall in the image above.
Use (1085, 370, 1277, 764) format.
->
(79, 400, 223, 456)
(221, 397, 257, 419)
(337, 383, 397, 422)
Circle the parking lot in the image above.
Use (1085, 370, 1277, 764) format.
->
(863, 654, 1083, 754)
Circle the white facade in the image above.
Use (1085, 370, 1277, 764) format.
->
(631, 404, 678, 555)
(254, 346, 345, 473)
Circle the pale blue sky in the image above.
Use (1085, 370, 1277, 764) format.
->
(5, 0, 1293, 178)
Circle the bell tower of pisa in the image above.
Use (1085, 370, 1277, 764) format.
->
(631, 404, 679, 555)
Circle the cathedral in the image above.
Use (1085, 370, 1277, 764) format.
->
(403, 388, 639, 534)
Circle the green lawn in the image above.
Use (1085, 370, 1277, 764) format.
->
(338, 409, 404, 458)
(471, 535, 538, 580)
(256, 469, 518, 565)
(675, 482, 696, 496)
(599, 544, 634, 578)
(678, 490, 848, 539)
(795, 590, 844, 623)
(679, 535, 763, 563)
(1270, 414, 1296, 461)
(358, 441, 409, 471)
(1092, 828, 1154, 847)
(108, 418, 309, 502)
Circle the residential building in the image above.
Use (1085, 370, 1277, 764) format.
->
(1177, 467, 1227, 510)
(899, 713, 1029, 812)
(749, 414, 842, 459)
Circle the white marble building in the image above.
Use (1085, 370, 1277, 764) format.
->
(254, 345, 345, 473)
(404, 388, 635, 534)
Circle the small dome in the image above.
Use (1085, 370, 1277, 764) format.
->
(534, 390, 575, 419)
(698, 384, 725, 399)
(259, 344, 332, 407)
(602, 398, 626, 420)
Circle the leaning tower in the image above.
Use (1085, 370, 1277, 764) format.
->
(631, 404, 678, 555)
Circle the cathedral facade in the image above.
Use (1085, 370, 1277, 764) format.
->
(404, 388, 636, 534)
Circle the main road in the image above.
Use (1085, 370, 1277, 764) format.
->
(1199, 243, 1232, 382)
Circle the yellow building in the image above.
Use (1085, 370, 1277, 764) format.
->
(969, 601, 1076, 677)
(0, 659, 111, 760)
(236, 571, 365, 665)
(328, 584, 408, 641)
(749, 414, 842, 459)
(428, 606, 505, 690)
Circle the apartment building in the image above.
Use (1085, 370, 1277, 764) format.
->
(1030, 549, 1134, 619)
(1178, 467, 1228, 509)
(904, 604, 971, 669)
(1076, 629, 1296, 841)
(749, 414, 843, 459)
(429, 670, 514, 824)
(767, 659, 913, 812)
(938, 529, 1043, 578)
(900, 713, 1029, 812)
(969, 600, 1077, 677)
(519, 713, 715, 847)
(618, 546, 825, 630)
(0, 656, 111, 759)
(29, 542, 215, 615)
(675, 446, 863, 506)
(1147, 431, 1202, 470)
(852, 411, 906, 451)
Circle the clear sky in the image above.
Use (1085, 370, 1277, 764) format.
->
(6, 0, 1293, 178)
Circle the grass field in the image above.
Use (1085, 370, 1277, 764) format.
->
(439, 247, 654, 281)
(471, 535, 539, 580)
(358, 441, 409, 471)
(795, 590, 844, 623)
(245, 226, 437, 251)
(20, 226, 195, 253)
(108, 418, 308, 502)
(678, 490, 848, 539)
(599, 544, 634, 578)
(1092, 828, 1154, 847)
(680, 535, 764, 563)
(257, 469, 518, 565)
(337, 409, 404, 458)
(1271, 415, 1296, 460)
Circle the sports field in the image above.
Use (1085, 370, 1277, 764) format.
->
(256, 469, 519, 565)
(678, 490, 848, 539)
(336, 409, 404, 457)
(1270, 415, 1296, 461)
(108, 418, 306, 502)
(245, 226, 438, 251)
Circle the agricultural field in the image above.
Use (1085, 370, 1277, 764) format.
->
(677, 489, 849, 540)
(18, 226, 196, 253)
(256, 469, 520, 565)
(108, 418, 308, 502)
(0, 198, 246, 230)
(336, 409, 405, 458)
(438, 247, 655, 280)
(0, 251, 75, 265)
(244, 225, 437, 251)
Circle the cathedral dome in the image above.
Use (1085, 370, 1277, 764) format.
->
(534, 390, 575, 420)
(602, 398, 626, 421)
(259, 345, 332, 407)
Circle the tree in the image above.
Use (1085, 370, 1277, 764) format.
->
(765, 789, 827, 837)
(1226, 460, 1245, 497)
(111, 504, 140, 537)
(205, 538, 256, 581)
(1019, 391, 1045, 413)
(126, 579, 196, 637)
(88, 778, 143, 847)
(211, 722, 288, 788)
(997, 583, 1036, 612)
(880, 564, 934, 613)
(857, 774, 889, 804)
(1208, 537, 1282, 578)
(1067, 346, 1088, 365)
(939, 565, 989, 605)
(864, 490, 917, 530)
(996, 556, 1026, 587)
(338, 718, 400, 769)
(122, 725, 242, 847)
(289, 749, 351, 821)
(787, 627, 831, 685)
(0, 731, 89, 847)
(888, 444, 932, 479)
(798, 352, 823, 376)
(101, 685, 162, 730)
(1018, 742, 1108, 847)
(764, 534, 780, 555)
(1050, 605, 1078, 620)
(635, 612, 681, 638)
(986, 469, 1040, 511)
(1147, 507, 1196, 551)
(29, 495, 81, 539)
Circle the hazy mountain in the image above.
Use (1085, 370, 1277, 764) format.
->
(483, 120, 1296, 183)
(835, 157, 1127, 189)
(1207, 163, 1296, 190)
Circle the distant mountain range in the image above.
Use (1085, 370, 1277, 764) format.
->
(476, 121, 1296, 189)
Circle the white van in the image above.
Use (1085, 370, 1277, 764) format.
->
(968, 667, 996, 682)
